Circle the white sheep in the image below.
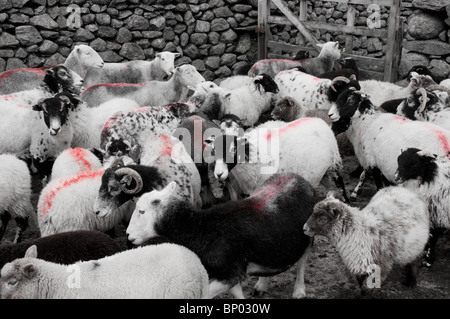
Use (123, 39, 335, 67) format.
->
(274, 69, 360, 113)
(37, 151, 135, 237)
(303, 188, 429, 291)
(0, 154, 36, 243)
(207, 117, 349, 202)
(188, 81, 219, 107)
(0, 243, 209, 299)
(359, 72, 437, 107)
(198, 74, 279, 127)
(50, 147, 102, 181)
(328, 88, 450, 199)
(80, 64, 205, 107)
(30, 93, 140, 164)
(248, 41, 342, 77)
(0, 66, 83, 157)
(83, 51, 180, 88)
(0, 45, 103, 95)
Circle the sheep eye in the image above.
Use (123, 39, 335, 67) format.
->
(139, 210, 145, 215)
(8, 278, 18, 286)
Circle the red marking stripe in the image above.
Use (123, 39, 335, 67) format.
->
(265, 117, 311, 141)
(69, 148, 93, 171)
(81, 82, 145, 95)
(0, 68, 46, 78)
(39, 169, 105, 217)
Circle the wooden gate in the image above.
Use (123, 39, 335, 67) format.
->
(257, 0, 403, 82)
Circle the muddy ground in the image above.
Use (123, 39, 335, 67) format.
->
(3, 153, 449, 299)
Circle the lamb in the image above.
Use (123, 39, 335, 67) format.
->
(99, 102, 198, 163)
(274, 69, 360, 113)
(37, 152, 135, 237)
(126, 173, 315, 299)
(396, 88, 450, 130)
(83, 51, 180, 88)
(205, 117, 349, 203)
(0, 243, 209, 299)
(0, 65, 83, 157)
(0, 45, 103, 95)
(80, 64, 205, 107)
(303, 188, 429, 293)
(30, 92, 140, 164)
(248, 41, 342, 77)
(0, 154, 36, 244)
(197, 74, 279, 127)
(0, 230, 120, 269)
(359, 72, 437, 107)
(328, 88, 450, 199)
(395, 148, 450, 267)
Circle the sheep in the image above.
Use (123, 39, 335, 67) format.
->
(395, 148, 450, 267)
(205, 117, 349, 203)
(50, 147, 103, 181)
(99, 102, 198, 163)
(318, 57, 359, 80)
(358, 72, 437, 107)
(83, 51, 180, 88)
(0, 230, 120, 269)
(0, 66, 84, 158)
(328, 88, 450, 199)
(30, 92, 140, 164)
(0, 45, 103, 95)
(37, 152, 135, 237)
(126, 173, 315, 299)
(0, 154, 36, 244)
(303, 188, 429, 293)
(248, 41, 342, 77)
(80, 64, 205, 107)
(197, 74, 279, 127)
(274, 69, 360, 113)
(0, 243, 209, 299)
(396, 88, 450, 130)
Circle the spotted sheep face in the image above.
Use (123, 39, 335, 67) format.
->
(303, 191, 346, 238)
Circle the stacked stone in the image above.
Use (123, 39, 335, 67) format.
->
(0, 0, 259, 81)
(399, 0, 450, 80)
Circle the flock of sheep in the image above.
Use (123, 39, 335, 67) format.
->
(0, 40, 449, 299)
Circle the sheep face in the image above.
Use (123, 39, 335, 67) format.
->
(397, 89, 444, 121)
(155, 52, 180, 76)
(0, 246, 38, 299)
(33, 96, 72, 136)
(328, 89, 372, 124)
(176, 64, 205, 88)
(126, 181, 178, 245)
(44, 65, 84, 94)
(271, 97, 298, 121)
(188, 81, 219, 107)
(303, 191, 347, 238)
(74, 44, 104, 69)
(395, 148, 438, 185)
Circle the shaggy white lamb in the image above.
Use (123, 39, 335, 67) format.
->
(303, 188, 429, 291)
(81, 64, 205, 107)
(0, 154, 36, 243)
(0, 244, 209, 299)
(83, 51, 180, 88)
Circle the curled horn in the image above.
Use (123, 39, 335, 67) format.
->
(330, 76, 351, 92)
(114, 167, 143, 194)
(416, 87, 428, 114)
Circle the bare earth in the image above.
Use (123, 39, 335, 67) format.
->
(3, 153, 449, 300)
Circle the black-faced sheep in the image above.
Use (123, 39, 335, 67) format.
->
(126, 173, 316, 299)
(0, 243, 209, 299)
(303, 188, 429, 293)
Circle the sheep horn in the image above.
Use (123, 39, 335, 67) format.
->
(416, 87, 428, 114)
(114, 167, 143, 195)
(330, 76, 351, 92)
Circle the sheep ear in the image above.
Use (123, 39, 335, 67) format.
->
(349, 74, 357, 81)
(174, 52, 181, 57)
(155, 53, 162, 58)
(32, 102, 44, 112)
(417, 150, 437, 159)
(326, 191, 336, 200)
(25, 245, 38, 258)
(165, 181, 178, 195)
(317, 43, 323, 48)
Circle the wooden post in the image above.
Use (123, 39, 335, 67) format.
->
(257, 0, 270, 60)
(345, 5, 355, 54)
(384, 0, 402, 82)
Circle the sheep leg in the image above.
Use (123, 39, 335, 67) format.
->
(292, 243, 312, 299)
(252, 277, 270, 297)
(13, 216, 29, 244)
(403, 260, 419, 288)
(229, 282, 245, 299)
(350, 170, 367, 200)
(208, 280, 233, 299)
(332, 170, 349, 203)
(0, 212, 11, 241)
(371, 167, 384, 190)
(423, 227, 446, 267)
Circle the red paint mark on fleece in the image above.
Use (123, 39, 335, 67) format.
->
(39, 169, 105, 217)
(159, 135, 174, 157)
(265, 117, 312, 141)
(81, 82, 145, 96)
(248, 174, 293, 211)
(0, 94, 18, 100)
(0, 68, 46, 79)
(69, 147, 93, 171)
(424, 123, 450, 156)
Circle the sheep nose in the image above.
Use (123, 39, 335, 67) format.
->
(95, 210, 100, 215)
